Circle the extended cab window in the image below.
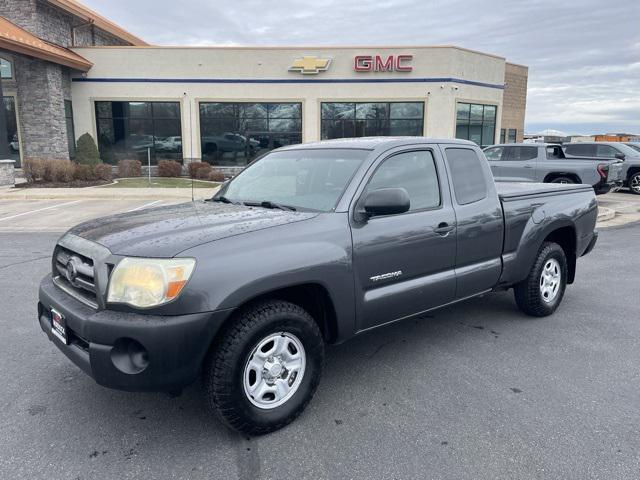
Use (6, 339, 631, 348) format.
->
(444, 148, 487, 205)
(365, 150, 440, 211)
(483, 146, 504, 161)
(509, 146, 538, 161)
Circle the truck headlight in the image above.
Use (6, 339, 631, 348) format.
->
(107, 258, 196, 308)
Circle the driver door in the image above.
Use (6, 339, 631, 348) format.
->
(350, 147, 457, 332)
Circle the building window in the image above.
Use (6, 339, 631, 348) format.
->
(321, 102, 424, 140)
(500, 129, 506, 144)
(95, 101, 182, 165)
(455, 103, 496, 148)
(199, 102, 302, 166)
(508, 128, 517, 143)
(2, 97, 20, 166)
(0, 58, 12, 79)
(65, 100, 76, 159)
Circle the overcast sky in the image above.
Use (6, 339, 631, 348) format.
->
(85, 0, 639, 135)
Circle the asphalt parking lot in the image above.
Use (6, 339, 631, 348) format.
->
(0, 198, 639, 479)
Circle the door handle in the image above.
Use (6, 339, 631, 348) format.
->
(434, 222, 455, 236)
(524, 164, 534, 168)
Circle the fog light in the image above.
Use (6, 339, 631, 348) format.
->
(110, 338, 149, 374)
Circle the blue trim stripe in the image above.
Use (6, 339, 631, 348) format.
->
(72, 76, 505, 89)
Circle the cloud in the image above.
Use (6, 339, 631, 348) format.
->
(83, 0, 640, 134)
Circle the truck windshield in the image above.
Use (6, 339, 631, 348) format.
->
(215, 148, 370, 212)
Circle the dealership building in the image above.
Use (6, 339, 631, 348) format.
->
(0, 0, 528, 170)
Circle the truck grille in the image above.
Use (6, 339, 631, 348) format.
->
(52, 245, 99, 309)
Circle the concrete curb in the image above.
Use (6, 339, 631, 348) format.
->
(597, 206, 616, 222)
(0, 186, 218, 200)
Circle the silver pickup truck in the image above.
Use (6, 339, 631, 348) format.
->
(484, 143, 623, 194)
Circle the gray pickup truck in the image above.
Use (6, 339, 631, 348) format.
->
(38, 138, 598, 434)
(563, 142, 640, 195)
(483, 143, 623, 194)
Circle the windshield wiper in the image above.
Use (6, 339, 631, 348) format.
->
(211, 195, 236, 204)
(244, 200, 297, 211)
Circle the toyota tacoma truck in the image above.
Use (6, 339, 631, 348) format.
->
(483, 143, 623, 194)
(38, 138, 598, 435)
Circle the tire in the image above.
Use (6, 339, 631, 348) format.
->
(203, 300, 324, 435)
(550, 177, 575, 184)
(628, 172, 640, 195)
(514, 242, 568, 317)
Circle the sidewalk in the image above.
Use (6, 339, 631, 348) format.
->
(0, 185, 218, 200)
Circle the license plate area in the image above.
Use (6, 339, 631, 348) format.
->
(51, 308, 68, 345)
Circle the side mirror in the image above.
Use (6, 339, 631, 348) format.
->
(361, 187, 410, 218)
(615, 153, 625, 160)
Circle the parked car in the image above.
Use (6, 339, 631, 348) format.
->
(483, 143, 623, 194)
(625, 142, 640, 153)
(563, 142, 640, 195)
(38, 138, 598, 435)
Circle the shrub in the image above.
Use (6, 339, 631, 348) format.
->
(158, 160, 183, 177)
(44, 159, 75, 183)
(23, 158, 47, 183)
(187, 161, 210, 179)
(118, 159, 141, 178)
(75, 133, 101, 166)
(196, 165, 214, 180)
(208, 169, 226, 182)
(73, 163, 94, 181)
(94, 163, 113, 181)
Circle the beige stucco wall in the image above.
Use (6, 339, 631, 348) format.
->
(70, 45, 508, 160)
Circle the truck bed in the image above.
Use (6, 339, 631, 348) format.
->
(496, 182, 593, 201)
(496, 181, 598, 288)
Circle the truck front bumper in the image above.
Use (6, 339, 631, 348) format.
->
(38, 274, 233, 392)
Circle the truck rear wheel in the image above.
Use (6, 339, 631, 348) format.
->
(203, 300, 324, 435)
(550, 177, 574, 184)
(514, 242, 567, 317)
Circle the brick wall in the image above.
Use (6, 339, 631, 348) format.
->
(501, 63, 528, 143)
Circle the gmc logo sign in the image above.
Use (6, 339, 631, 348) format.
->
(354, 55, 413, 72)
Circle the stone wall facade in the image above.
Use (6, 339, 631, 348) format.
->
(0, 0, 134, 163)
(501, 62, 528, 143)
(0, 159, 15, 185)
(14, 55, 70, 159)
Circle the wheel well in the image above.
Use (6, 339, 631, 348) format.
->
(544, 172, 581, 184)
(229, 284, 339, 343)
(544, 226, 577, 284)
(627, 167, 640, 181)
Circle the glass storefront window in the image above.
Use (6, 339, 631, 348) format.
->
(321, 102, 424, 140)
(199, 102, 302, 166)
(2, 97, 20, 166)
(0, 58, 12, 79)
(455, 102, 496, 148)
(95, 101, 182, 165)
(508, 128, 517, 143)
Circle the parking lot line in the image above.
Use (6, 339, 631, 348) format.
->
(0, 200, 82, 223)
(127, 200, 163, 212)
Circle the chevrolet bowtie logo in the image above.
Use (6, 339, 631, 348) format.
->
(289, 56, 332, 74)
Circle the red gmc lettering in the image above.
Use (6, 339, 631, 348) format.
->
(396, 55, 413, 72)
(354, 55, 413, 72)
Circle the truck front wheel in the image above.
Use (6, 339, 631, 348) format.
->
(203, 300, 325, 435)
(514, 242, 568, 317)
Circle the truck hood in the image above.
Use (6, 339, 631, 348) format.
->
(68, 201, 317, 257)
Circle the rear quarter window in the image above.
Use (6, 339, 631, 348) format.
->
(444, 148, 488, 205)
(565, 144, 595, 156)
